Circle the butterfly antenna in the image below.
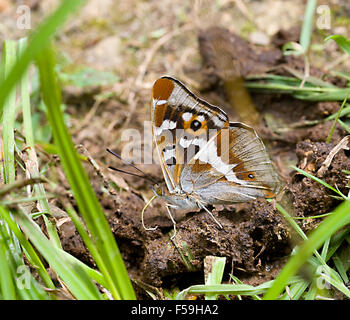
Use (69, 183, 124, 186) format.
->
(108, 166, 158, 185)
(106, 148, 159, 184)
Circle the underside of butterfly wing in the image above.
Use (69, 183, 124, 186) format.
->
(180, 122, 281, 203)
(151, 76, 229, 193)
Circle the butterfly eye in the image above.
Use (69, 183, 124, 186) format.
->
(156, 187, 163, 196)
(190, 120, 202, 131)
(152, 184, 163, 196)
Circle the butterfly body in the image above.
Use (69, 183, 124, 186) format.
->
(151, 76, 281, 218)
(159, 191, 199, 210)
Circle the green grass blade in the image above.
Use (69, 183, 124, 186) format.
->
(204, 256, 226, 300)
(13, 209, 103, 300)
(176, 277, 301, 300)
(293, 212, 332, 219)
(0, 0, 87, 116)
(0, 194, 55, 206)
(229, 275, 261, 300)
(326, 90, 350, 143)
(300, 0, 317, 51)
(18, 37, 33, 147)
(279, 280, 309, 300)
(272, 200, 350, 298)
(292, 166, 346, 199)
(263, 200, 350, 299)
(333, 254, 349, 283)
(1, 40, 17, 184)
(0, 229, 17, 299)
(325, 35, 350, 56)
(326, 229, 350, 261)
(293, 90, 350, 101)
(244, 80, 350, 101)
(325, 104, 350, 121)
(58, 247, 108, 289)
(338, 119, 350, 134)
(18, 37, 61, 248)
(321, 237, 330, 260)
(65, 205, 106, 277)
(36, 45, 135, 300)
(0, 39, 26, 300)
(0, 206, 55, 291)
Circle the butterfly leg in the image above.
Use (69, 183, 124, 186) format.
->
(165, 204, 177, 240)
(197, 202, 223, 229)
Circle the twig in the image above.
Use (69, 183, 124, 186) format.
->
(317, 136, 350, 177)
(76, 144, 121, 202)
(0, 177, 45, 198)
(299, 55, 310, 88)
(123, 24, 194, 127)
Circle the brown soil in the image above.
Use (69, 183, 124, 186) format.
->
(55, 25, 350, 297)
(1, 0, 349, 302)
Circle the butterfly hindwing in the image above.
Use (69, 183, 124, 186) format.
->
(180, 122, 281, 203)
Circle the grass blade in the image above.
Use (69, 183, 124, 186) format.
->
(18, 37, 61, 248)
(204, 256, 226, 300)
(0, 206, 55, 291)
(333, 254, 349, 283)
(176, 277, 301, 300)
(300, 0, 317, 51)
(292, 166, 347, 199)
(0, 229, 17, 299)
(338, 119, 350, 134)
(272, 200, 350, 298)
(326, 90, 350, 143)
(18, 37, 33, 147)
(263, 200, 350, 299)
(325, 35, 350, 56)
(13, 208, 103, 300)
(36, 45, 135, 300)
(0, 39, 26, 300)
(1, 40, 17, 184)
(280, 280, 309, 300)
(0, 0, 87, 116)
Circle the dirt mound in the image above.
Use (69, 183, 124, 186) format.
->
(58, 27, 349, 295)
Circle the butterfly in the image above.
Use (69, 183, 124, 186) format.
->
(149, 76, 281, 236)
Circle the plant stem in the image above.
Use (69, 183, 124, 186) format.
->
(326, 90, 350, 143)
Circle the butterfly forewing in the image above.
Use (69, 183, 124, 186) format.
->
(151, 76, 229, 193)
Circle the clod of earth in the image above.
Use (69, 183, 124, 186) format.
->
(58, 27, 350, 295)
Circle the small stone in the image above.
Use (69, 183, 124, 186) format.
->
(250, 31, 270, 46)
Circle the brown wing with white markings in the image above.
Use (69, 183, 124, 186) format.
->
(151, 76, 229, 193)
(180, 122, 281, 203)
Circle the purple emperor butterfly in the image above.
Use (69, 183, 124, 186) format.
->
(149, 76, 281, 236)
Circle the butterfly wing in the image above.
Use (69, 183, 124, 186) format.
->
(180, 122, 281, 203)
(151, 76, 229, 193)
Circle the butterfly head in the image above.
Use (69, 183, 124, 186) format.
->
(151, 183, 176, 199)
